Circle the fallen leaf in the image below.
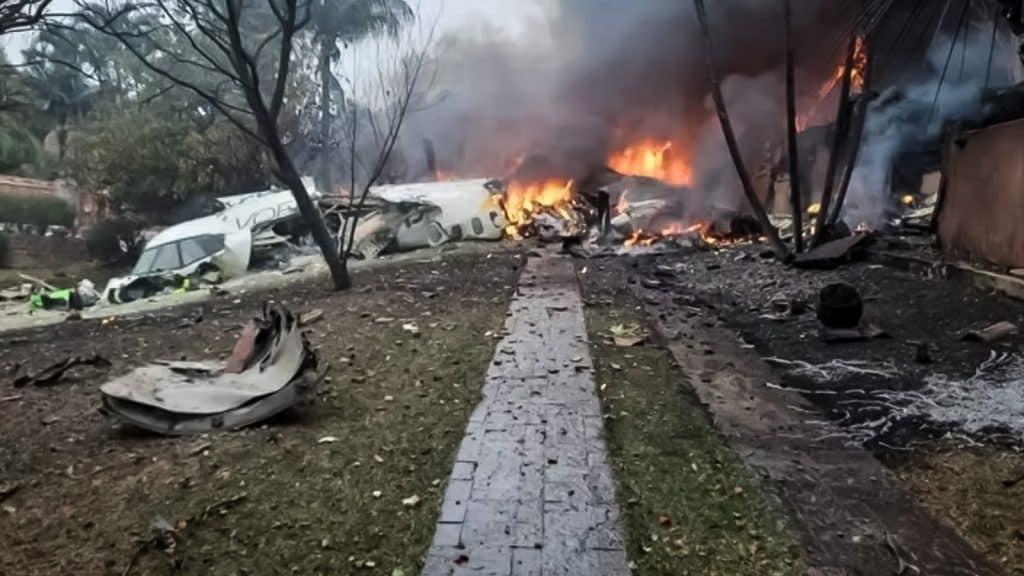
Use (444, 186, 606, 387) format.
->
(374, 455, 385, 464)
(610, 323, 647, 347)
(372, 491, 383, 499)
(318, 436, 339, 444)
(402, 323, 421, 336)
(402, 495, 421, 508)
(614, 336, 646, 348)
(375, 317, 395, 324)
(299, 309, 324, 326)
(611, 363, 623, 371)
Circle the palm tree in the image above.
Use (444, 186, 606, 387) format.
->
(310, 0, 413, 191)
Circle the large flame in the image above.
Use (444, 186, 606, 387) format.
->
(798, 35, 868, 132)
(498, 179, 575, 238)
(608, 141, 693, 187)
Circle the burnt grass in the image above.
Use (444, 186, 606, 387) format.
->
(621, 243, 1024, 575)
(628, 244, 1024, 449)
(0, 251, 521, 576)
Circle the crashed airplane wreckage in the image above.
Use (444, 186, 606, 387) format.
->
(102, 179, 507, 304)
(100, 304, 320, 435)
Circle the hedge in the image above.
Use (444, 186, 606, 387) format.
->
(0, 195, 75, 231)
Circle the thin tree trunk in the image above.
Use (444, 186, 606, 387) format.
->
(783, 0, 803, 253)
(813, 34, 857, 245)
(275, 141, 350, 290)
(257, 99, 350, 290)
(318, 36, 332, 192)
(694, 0, 788, 258)
(828, 49, 875, 228)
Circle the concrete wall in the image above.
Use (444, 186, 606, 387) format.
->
(1, 233, 88, 270)
(937, 118, 1024, 270)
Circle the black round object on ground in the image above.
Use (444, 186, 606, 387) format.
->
(817, 283, 863, 329)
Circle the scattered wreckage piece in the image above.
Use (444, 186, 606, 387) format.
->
(12, 354, 111, 388)
(963, 321, 1019, 344)
(0, 283, 32, 301)
(793, 232, 872, 270)
(821, 323, 890, 343)
(99, 304, 320, 435)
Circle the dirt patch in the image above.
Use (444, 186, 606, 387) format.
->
(0, 252, 521, 576)
(579, 267, 804, 576)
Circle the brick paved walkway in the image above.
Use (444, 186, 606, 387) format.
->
(422, 257, 631, 576)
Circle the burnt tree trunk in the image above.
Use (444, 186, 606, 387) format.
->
(813, 34, 857, 245)
(783, 0, 803, 253)
(694, 0, 789, 259)
(828, 47, 875, 227)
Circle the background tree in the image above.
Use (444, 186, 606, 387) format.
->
(310, 0, 411, 191)
(77, 0, 355, 289)
(0, 0, 51, 35)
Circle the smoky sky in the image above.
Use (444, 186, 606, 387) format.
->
(401, 1, 858, 180)
(399, 0, 1001, 219)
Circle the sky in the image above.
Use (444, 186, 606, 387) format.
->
(0, 0, 545, 61)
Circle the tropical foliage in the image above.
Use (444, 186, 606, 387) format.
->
(0, 0, 417, 223)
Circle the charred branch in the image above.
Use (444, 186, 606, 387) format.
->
(829, 44, 876, 228)
(783, 0, 803, 253)
(813, 34, 858, 246)
(694, 0, 789, 260)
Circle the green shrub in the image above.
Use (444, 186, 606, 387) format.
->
(85, 219, 143, 265)
(0, 195, 75, 232)
(0, 232, 9, 268)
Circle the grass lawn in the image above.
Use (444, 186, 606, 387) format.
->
(582, 290, 804, 576)
(0, 252, 520, 576)
(896, 449, 1024, 575)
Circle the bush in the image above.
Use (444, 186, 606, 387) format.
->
(0, 194, 75, 232)
(85, 219, 143, 265)
(0, 232, 9, 268)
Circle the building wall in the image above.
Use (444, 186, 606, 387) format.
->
(937, 118, 1024, 269)
(1, 233, 89, 270)
(0, 175, 80, 217)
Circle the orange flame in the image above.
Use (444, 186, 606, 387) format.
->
(608, 141, 694, 187)
(799, 36, 868, 132)
(498, 179, 575, 238)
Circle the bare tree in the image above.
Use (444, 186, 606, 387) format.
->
(76, 0, 354, 289)
(693, 0, 788, 259)
(0, 0, 51, 35)
(327, 13, 434, 267)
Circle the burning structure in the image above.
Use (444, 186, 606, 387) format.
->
(391, 0, 1024, 257)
